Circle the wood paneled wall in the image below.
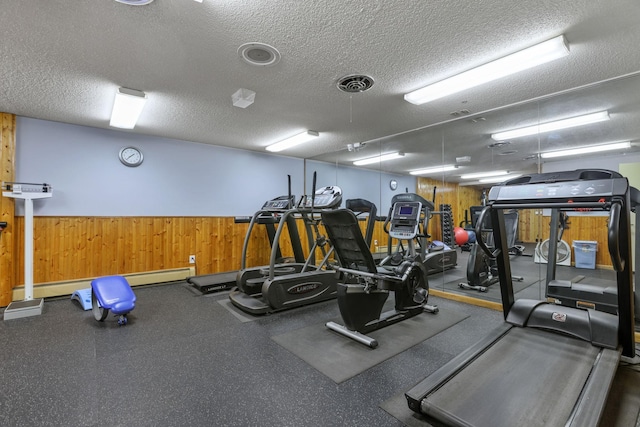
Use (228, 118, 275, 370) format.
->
(535, 214, 613, 267)
(13, 216, 275, 285)
(417, 177, 483, 241)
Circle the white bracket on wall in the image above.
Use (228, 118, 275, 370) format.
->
(2, 182, 53, 320)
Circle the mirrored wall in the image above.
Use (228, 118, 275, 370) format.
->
(306, 71, 640, 311)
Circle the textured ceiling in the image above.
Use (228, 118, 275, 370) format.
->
(2, 0, 640, 183)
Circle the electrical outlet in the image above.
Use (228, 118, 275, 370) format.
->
(189, 255, 196, 264)
(374, 240, 378, 245)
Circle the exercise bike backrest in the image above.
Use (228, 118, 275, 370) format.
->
(388, 201, 422, 241)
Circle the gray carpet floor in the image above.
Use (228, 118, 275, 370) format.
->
(272, 307, 468, 383)
(0, 282, 502, 427)
(0, 255, 636, 426)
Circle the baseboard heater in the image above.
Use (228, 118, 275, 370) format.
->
(10, 267, 195, 301)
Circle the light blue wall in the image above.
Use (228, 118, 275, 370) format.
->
(15, 117, 304, 216)
(14, 117, 412, 217)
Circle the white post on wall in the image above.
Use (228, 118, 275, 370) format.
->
(2, 182, 52, 320)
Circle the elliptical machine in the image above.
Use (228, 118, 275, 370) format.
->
(229, 178, 343, 315)
(459, 207, 523, 292)
(321, 199, 439, 348)
(381, 193, 457, 275)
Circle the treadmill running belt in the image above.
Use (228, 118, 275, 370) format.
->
(422, 327, 601, 427)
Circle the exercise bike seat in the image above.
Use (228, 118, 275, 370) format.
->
(91, 275, 136, 315)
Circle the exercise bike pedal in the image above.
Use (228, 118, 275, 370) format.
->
(423, 304, 439, 314)
(458, 282, 488, 292)
(413, 288, 428, 304)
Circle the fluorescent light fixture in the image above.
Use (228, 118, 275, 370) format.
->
(460, 170, 509, 180)
(479, 174, 522, 183)
(492, 111, 609, 141)
(115, 0, 155, 5)
(266, 130, 319, 152)
(404, 35, 569, 105)
(540, 141, 631, 159)
(353, 152, 405, 166)
(110, 87, 147, 129)
(410, 165, 458, 175)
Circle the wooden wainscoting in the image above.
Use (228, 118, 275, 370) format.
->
(417, 177, 483, 241)
(4, 204, 615, 303)
(11, 216, 275, 287)
(537, 214, 613, 267)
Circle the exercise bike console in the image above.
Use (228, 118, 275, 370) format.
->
(388, 201, 421, 240)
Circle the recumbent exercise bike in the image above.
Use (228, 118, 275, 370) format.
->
(321, 200, 439, 348)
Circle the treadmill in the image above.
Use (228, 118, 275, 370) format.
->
(545, 187, 640, 321)
(405, 169, 635, 427)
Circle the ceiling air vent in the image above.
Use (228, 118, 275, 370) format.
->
(238, 43, 281, 67)
(488, 141, 511, 149)
(337, 75, 374, 93)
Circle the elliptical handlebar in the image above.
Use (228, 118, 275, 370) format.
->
(475, 206, 501, 259)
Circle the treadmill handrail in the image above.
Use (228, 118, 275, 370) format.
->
(608, 201, 624, 271)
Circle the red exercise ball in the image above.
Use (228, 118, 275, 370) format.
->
(453, 226, 464, 235)
(454, 228, 469, 246)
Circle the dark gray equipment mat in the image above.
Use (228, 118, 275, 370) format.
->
(417, 327, 604, 427)
(381, 363, 640, 427)
(271, 309, 469, 384)
(216, 298, 258, 323)
(379, 392, 432, 427)
(441, 276, 538, 301)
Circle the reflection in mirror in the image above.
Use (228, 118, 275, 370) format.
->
(308, 72, 640, 317)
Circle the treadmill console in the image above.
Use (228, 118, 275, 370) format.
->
(490, 178, 626, 204)
(388, 201, 422, 240)
(262, 195, 295, 212)
(298, 186, 342, 209)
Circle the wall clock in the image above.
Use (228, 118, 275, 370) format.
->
(119, 146, 143, 167)
(389, 179, 398, 190)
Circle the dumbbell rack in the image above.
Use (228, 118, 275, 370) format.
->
(439, 204, 454, 247)
(2, 182, 52, 320)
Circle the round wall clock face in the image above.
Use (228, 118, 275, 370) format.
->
(119, 147, 143, 167)
(389, 179, 398, 190)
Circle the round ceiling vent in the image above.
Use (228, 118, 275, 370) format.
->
(238, 43, 281, 67)
(488, 141, 511, 149)
(114, 0, 155, 5)
(337, 75, 374, 93)
(498, 150, 518, 156)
